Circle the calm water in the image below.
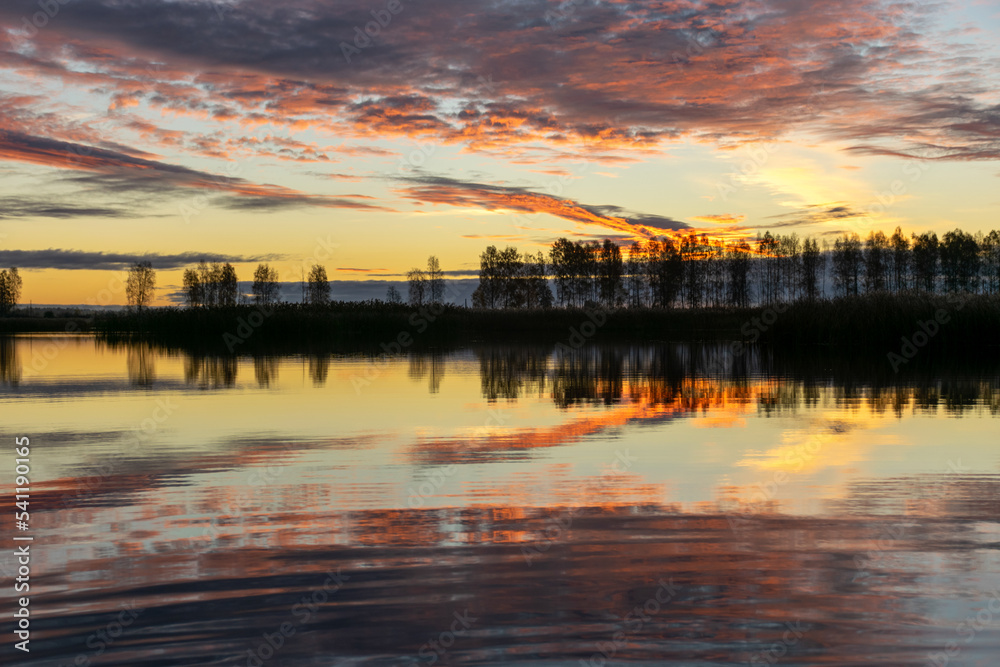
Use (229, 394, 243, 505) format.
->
(1, 335, 999, 666)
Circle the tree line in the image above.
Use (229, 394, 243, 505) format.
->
(395, 256, 446, 306)
(179, 261, 332, 308)
(2, 228, 997, 315)
(468, 228, 1000, 309)
(121, 261, 334, 310)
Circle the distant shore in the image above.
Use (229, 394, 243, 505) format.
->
(2, 293, 994, 357)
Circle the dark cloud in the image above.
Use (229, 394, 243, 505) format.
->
(1, 0, 996, 160)
(0, 130, 390, 211)
(0, 196, 132, 219)
(585, 204, 688, 233)
(761, 203, 871, 229)
(0, 249, 284, 271)
(213, 193, 383, 211)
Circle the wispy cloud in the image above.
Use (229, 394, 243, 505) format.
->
(0, 130, 390, 211)
(0, 196, 133, 219)
(761, 203, 872, 229)
(397, 175, 688, 239)
(692, 214, 747, 226)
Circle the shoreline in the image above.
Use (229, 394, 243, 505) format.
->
(1, 292, 997, 355)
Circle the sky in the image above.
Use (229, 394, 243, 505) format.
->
(1, 0, 999, 305)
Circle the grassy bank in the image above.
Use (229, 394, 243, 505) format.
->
(757, 292, 999, 350)
(85, 293, 1000, 355)
(0, 316, 94, 333)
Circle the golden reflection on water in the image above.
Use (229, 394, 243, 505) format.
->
(1, 336, 999, 665)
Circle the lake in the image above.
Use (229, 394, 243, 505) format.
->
(1, 335, 999, 666)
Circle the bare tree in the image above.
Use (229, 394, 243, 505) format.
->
(0, 268, 23, 315)
(126, 261, 156, 311)
(386, 285, 403, 304)
(426, 256, 445, 303)
(408, 268, 427, 306)
(307, 264, 330, 305)
(252, 263, 280, 306)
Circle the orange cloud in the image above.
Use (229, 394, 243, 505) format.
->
(398, 177, 688, 239)
(692, 214, 747, 225)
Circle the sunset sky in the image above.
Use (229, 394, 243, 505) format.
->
(1, 0, 999, 305)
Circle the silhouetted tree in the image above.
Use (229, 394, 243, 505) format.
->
(217, 263, 239, 306)
(496, 246, 525, 308)
(726, 242, 751, 307)
(0, 267, 23, 315)
(800, 238, 823, 301)
(472, 247, 551, 309)
(911, 232, 939, 292)
(939, 229, 979, 293)
(307, 264, 330, 305)
(182, 268, 203, 307)
(386, 285, 403, 304)
(549, 238, 577, 307)
(522, 252, 552, 308)
(863, 230, 888, 293)
(777, 233, 801, 301)
(888, 227, 910, 292)
(126, 261, 156, 311)
(597, 239, 625, 307)
(705, 239, 726, 307)
(197, 261, 221, 307)
(251, 263, 279, 306)
(681, 234, 704, 308)
(755, 232, 780, 304)
(407, 268, 427, 306)
(426, 256, 445, 303)
(551, 240, 597, 306)
(625, 241, 647, 307)
(981, 230, 1000, 294)
(832, 233, 862, 296)
(649, 238, 683, 307)
(473, 246, 502, 308)
(470, 228, 998, 312)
